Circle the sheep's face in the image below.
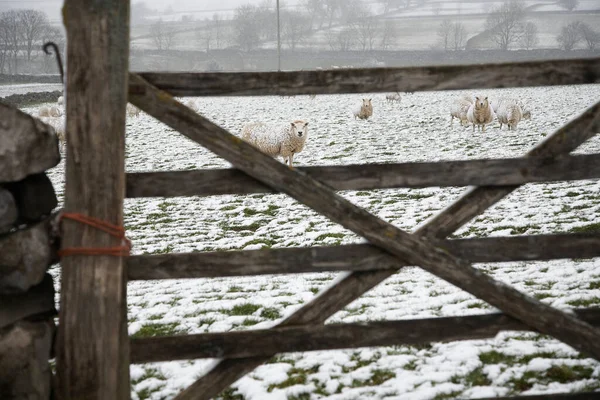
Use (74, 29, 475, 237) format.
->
(475, 96, 489, 109)
(291, 121, 309, 138)
(362, 99, 372, 108)
(522, 110, 532, 120)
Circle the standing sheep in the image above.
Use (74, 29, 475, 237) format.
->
(58, 96, 64, 106)
(126, 103, 141, 118)
(353, 98, 373, 120)
(450, 94, 473, 127)
(385, 92, 401, 103)
(467, 96, 495, 132)
(184, 99, 200, 112)
(496, 99, 523, 131)
(241, 120, 309, 168)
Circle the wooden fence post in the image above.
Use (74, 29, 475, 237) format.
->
(56, 1, 130, 399)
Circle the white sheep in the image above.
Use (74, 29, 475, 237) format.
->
(450, 94, 473, 127)
(40, 116, 66, 151)
(241, 120, 309, 168)
(39, 105, 61, 118)
(126, 103, 140, 118)
(495, 99, 523, 131)
(385, 92, 401, 103)
(467, 96, 495, 132)
(57, 96, 64, 106)
(353, 98, 373, 120)
(183, 99, 199, 112)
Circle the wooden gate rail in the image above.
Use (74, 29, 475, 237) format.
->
(126, 153, 600, 197)
(130, 308, 600, 363)
(131, 57, 599, 96)
(127, 233, 600, 280)
(128, 72, 600, 400)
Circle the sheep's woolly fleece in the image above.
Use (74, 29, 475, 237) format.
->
(16, 83, 600, 400)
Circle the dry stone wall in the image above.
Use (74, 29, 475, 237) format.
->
(0, 101, 61, 400)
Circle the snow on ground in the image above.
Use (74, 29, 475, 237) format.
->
(18, 83, 600, 399)
(0, 83, 62, 97)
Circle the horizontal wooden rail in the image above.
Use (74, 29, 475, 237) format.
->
(131, 57, 600, 97)
(130, 308, 600, 363)
(126, 154, 600, 198)
(127, 233, 600, 280)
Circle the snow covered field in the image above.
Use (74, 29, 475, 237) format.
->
(19, 83, 600, 399)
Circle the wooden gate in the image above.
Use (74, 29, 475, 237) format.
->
(55, 1, 600, 399)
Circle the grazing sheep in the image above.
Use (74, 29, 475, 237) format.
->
(496, 99, 523, 131)
(518, 100, 532, 120)
(385, 92, 401, 103)
(467, 96, 495, 132)
(39, 105, 61, 118)
(241, 120, 309, 168)
(126, 103, 140, 118)
(57, 96, 64, 106)
(353, 98, 373, 120)
(450, 94, 473, 127)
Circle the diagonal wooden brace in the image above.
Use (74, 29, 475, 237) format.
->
(128, 73, 600, 400)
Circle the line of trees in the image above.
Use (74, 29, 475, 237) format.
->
(557, 21, 600, 50)
(0, 9, 64, 74)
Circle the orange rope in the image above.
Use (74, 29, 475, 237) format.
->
(58, 212, 132, 257)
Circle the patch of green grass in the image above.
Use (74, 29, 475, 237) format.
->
(217, 387, 245, 400)
(570, 223, 600, 234)
(479, 350, 517, 366)
(260, 307, 281, 320)
(241, 318, 260, 326)
(220, 205, 238, 211)
(198, 318, 217, 326)
(534, 293, 554, 300)
(567, 297, 600, 307)
(268, 372, 307, 391)
(132, 368, 167, 384)
(464, 367, 492, 386)
(565, 191, 580, 197)
(314, 232, 345, 241)
(147, 313, 165, 320)
(309, 287, 320, 294)
(588, 281, 600, 289)
(434, 391, 464, 400)
(228, 285, 243, 293)
(355, 191, 370, 196)
(225, 303, 261, 316)
(351, 369, 395, 387)
(132, 322, 187, 338)
(288, 393, 311, 400)
(467, 302, 488, 309)
(220, 221, 264, 232)
(242, 238, 275, 248)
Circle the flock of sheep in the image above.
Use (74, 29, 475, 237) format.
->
(36, 91, 532, 166)
(450, 94, 532, 132)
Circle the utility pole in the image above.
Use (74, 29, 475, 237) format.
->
(277, 0, 281, 71)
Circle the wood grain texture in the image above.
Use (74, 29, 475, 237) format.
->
(126, 154, 600, 198)
(56, 1, 130, 399)
(130, 308, 600, 363)
(128, 75, 600, 400)
(131, 57, 600, 97)
(128, 233, 600, 280)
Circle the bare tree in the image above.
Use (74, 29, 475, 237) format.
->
(379, 19, 397, 50)
(327, 26, 357, 51)
(281, 10, 310, 51)
(18, 9, 50, 61)
(485, 0, 526, 50)
(0, 10, 21, 73)
(437, 19, 453, 50)
(323, 0, 341, 29)
(350, 7, 378, 51)
(303, 0, 325, 30)
(255, 1, 277, 42)
(519, 21, 539, 49)
(150, 19, 178, 50)
(452, 22, 467, 51)
(578, 22, 600, 50)
(211, 14, 224, 49)
(234, 4, 261, 51)
(41, 25, 65, 73)
(432, 2, 442, 16)
(556, 21, 582, 50)
(558, 0, 579, 11)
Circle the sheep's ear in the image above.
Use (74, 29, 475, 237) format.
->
(291, 122, 295, 128)
(485, 97, 488, 100)
(304, 122, 309, 126)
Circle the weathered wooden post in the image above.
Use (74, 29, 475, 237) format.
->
(56, 1, 130, 399)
